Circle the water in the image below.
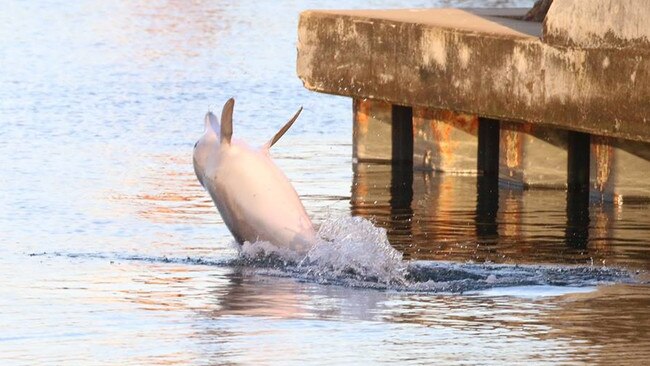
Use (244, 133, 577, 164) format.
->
(2, 0, 650, 364)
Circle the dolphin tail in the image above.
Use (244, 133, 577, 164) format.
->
(220, 98, 234, 145)
(264, 106, 303, 149)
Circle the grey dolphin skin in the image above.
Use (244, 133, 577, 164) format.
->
(193, 98, 317, 254)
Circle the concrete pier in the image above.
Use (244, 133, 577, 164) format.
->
(413, 107, 478, 173)
(298, 0, 650, 202)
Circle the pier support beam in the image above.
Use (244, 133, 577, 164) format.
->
(412, 108, 478, 173)
(477, 118, 500, 177)
(567, 131, 591, 193)
(391, 105, 413, 165)
(566, 131, 591, 247)
(498, 122, 568, 189)
(353, 98, 413, 165)
(353, 99, 392, 163)
(590, 137, 650, 203)
(476, 117, 500, 240)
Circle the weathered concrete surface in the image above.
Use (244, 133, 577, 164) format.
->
(353, 99, 392, 162)
(544, 0, 650, 49)
(590, 136, 650, 203)
(499, 121, 568, 189)
(353, 98, 413, 164)
(297, 8, 650, 142)
(413, 107, 478, 173)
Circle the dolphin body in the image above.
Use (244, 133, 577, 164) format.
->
(193, 98, 316, 254)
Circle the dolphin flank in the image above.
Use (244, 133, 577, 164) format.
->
(192, 98, 317, 254)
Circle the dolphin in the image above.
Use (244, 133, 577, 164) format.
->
(193, 98, 317, 254)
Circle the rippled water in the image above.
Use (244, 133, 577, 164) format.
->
(2, 0, 650, 365)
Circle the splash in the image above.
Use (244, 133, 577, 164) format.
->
(302, 216, 407, 284)
(236, 216, 638, 292)
(29, 216, 641, 293)
(239, 216, 407, 286)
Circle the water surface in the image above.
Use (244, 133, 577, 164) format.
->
(2, 0, 650, 365)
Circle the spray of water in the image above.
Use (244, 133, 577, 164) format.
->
(29, 217, 639, 293)
(236, 216, 637, 292)
(239, 216, 407, 286)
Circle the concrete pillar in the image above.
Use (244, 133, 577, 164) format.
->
(590, 136, 650, 203)
(391, 105, 413, 165)
(477, 117, 500, 177)
(353, 98, 413, 165)
(567, 131, 591, 193)
(412, 107, 479, 173)
(498, 122, 568, 189)
(476, 117, 500, 240)
(353, 99, 391, 163)
(566, 131, 591, 248)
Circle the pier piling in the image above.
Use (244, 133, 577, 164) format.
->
(299, 0, 650, 203)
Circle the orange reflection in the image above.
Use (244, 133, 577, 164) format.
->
(110, 152, 216, 225)
(543, 285, 650, 364)
(94, 0, 228, 63)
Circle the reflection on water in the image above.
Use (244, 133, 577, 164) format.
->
(3, 0, 650, 364)
(352, 163, 650, 269)
(543, 285, 650, 364)
(111, 152, 216, 225)
(4, 252, 647, 365)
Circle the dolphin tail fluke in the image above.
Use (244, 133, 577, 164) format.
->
(264, 106, 303, 149)
(221, 98, 234, 145)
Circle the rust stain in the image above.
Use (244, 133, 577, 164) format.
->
(521, 122, 534, 134)
(354, 98, 371, 135)
(432, 118, 457, 169)
(499, 123, 524, 179)
(504, 129, 522, 170)
(453, 112, 479, 135)
(412, 107, 480, 171)
(592, 135, 614, 193)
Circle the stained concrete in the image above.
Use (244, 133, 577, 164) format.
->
(353, 98, 413, 164)
(297, 7, 650, 143)
(499, 122, 568, 189)
(544, 0, 650, 49)
(590, 136, 650, 203)
(353, 99, 393, 163)
(412, 107, 478, 173)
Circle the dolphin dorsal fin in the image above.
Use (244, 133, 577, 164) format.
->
(220, 98, 234, 145)
(264, 106, 303, 149)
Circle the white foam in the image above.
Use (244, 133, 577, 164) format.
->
(238, 216, 407, 285)
(236, 216, 635, 292)
(240, 240, 304, 264)
(303, 216, 407, 284)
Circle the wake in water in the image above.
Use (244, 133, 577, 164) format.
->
(30, 216, 641, 293)
(236, 216, 638, 292)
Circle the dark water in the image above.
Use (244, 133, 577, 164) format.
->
(353, 165, 650, 269)
(2, 0, 650, 365)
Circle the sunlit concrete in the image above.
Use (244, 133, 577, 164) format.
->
(298, 7, 650, 142)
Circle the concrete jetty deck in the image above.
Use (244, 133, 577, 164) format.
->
(297, 0, 650, 203)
